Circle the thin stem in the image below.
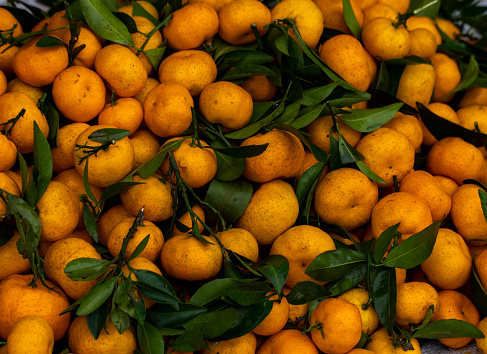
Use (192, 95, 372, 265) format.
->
(1, 108, 25, 137)
(74, 139, 117, 165)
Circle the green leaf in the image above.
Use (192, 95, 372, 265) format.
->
(325, 262, 368, 297)
(340, 103, 403, 133)
(219, 49, 274, 67)
(356, 160, 386, 185)
(32, 121, 53, 203)
(80, 0, 134, 46)
(286, 281, 330, 305)
(137, 321, 165, 354)
(217, 300, 273, 340)
(382, 220, 441, 269)
(183, 308, 239, 339)
(167, 330, 205, 352)
(252, 255, 289, 294)
(274, 99, 302, 125)
(82, 204, 99, 243)
(368, 89, 418, 116)
(296, 162, 327, 212)
(302, 82, 340, 106)
(203, 178, 253, 225)
(35, 35, 67, 47)
(342, 0, 361, 39)
(412, 319, 485, 339)
(306, 249, 367, 282)
(417, 102, 487, 147)
(480, 189, 487, 223)
(215, 151, 245, 181)
(472, 255, 487, 316)
(98, 181, 142, 205)
(290, 103, 327, 129)
(146, 303, 206, 328)
(214, 144, 268, 158)
(339, 133, 364, 164)
(224, 282, 272, 306)
(407, 0, 440, 17)
(373, 223, 400, 264)
(111, 308, 131, 334)
(65, 258, 113, 281)
(127, 235, 149, 261)
(86, 298, 110, 339)
(449, 55, 480, 94)
(88, 128, 130, 144)
(220, 64, 276, 82)
(1, 190, 41, 240)
(145, 47, 167, 72)
(189, 278, 256, 306)
(132, 0, 159, 25)
(133, 272, 180, 308)
(372, 266, 396, 334)
(82, 159, 99, 209)
(77, 277, 118, 316)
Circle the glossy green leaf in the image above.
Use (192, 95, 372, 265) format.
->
(134, 136, 183, 180)
(356, 160, 386, 185)
(82, 159, 99, 208)
(217, 299, 273, 340)
(204, 178, 253, 225)
(86, 298, 110, 339)
(77, 277, 118, 316)
(369, 89, 418, 116)
(339, 133, 364, 164)
(35, 35, 67, 47)
(80, 0, 134, 46)
(146, 303, 206, 328)
(382, 220, 441, 269)
(126, 234, 149, 261)
(224, 282, 272, 306)
(98, 181, 142, 205)
(296, 162, 327, 211)
(302, 82, 340, 107)
(137, 321, 165, 354)
(290, 103, 327, 129)
(132, 0, 159, 25)
(1, 190, 41, 240)
(215, 151, 245, 181)
(219, 49, 274, 67)
(449, 55, 480, 94)
(328, 131, 342, 171)
(412, 319, 485, 339)
(65, 258, 113, 281)
(88, 128, 130, 144)
(480, 189, 487, 223)
(82, 204, 99, 243)
(286, 281, 330, 305)
(214, 144, 268, 158)
(183, 308, 239, 339)
(417, 102, 487, 147)
(325, 262, 368, 297)
(374, 223, 400, 264)
(145, 47, 167, 72)
(168, 330, 205, 352)
(306, 249, 367, 282)
(343, 0, 361, 39)
(248, 101, 275, 125)
(111, 308, 131, 334)
(340, 103, 403, 133)
(472, 255, 487, 316)
(189, 278, 257, 306)
(372, 266, 396, 334)
(220, 64, 276, 82)
(253, 255, 289, 294)
(32, 121, 52, 203)
(386, 55, 430, 65)
(408, 0, 440, 17)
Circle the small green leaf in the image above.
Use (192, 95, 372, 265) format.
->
(189, 278, 256, 306)
(183, 308, 239, 339)
(98, 181, 142, 205)
(132, 0, 159, 25)
(296, 162, 327, 211)
(32, 121, 53, 203)
(88, 128, 130, 144)
(374, 223, 400, 264)
(412, 319, 485, 339)
(35, 35, 67, 47)
(111, 308, 131, 334)
(77, 277, 118, 316)
(286, 281, 330, 305)
(356, 160, 386, 185)
(479, 188, 487, 223)
(146, 303, 206, 329)
(145, 47, 167, 72)
(86, 299, 110, 339)
(253, 255, 289, 294)
(137, 321, 165, 354)
(133, 137, 183, 180)
(274, 99, 302, 125)
(325, 262, 367, 297)
(290, 103, 327, 129)
(217, 299, 273, 340)
(302, 82, 340, 106)
(224, 282, 272, 306)
(65, 258, 113, 281)
(82, 204, 99, 243)
(214, 144, 268, 158)
(382, 220, 441, 269)
(342, 0, 361, 39)
(340, 103, 403, 133)
(220, 64, 276, 82)
(339, 133, 364, 164)
(167, 330, 205, 352)
(372, 266, 396, 334)
(127, 235, 149, 261)
(204, 178, 253, 225)
(450, 55, 480, 95)
(306, 249, 367, 282)
(80, 0, 134, 46)
(215, 151, 245, 181)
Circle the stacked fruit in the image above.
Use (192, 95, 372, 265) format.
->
(0, 0, 487, 352)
